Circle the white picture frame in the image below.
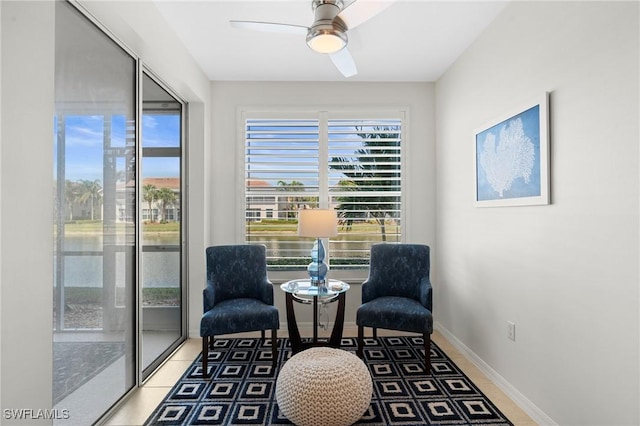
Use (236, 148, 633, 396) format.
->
(474, 93, 550, 207)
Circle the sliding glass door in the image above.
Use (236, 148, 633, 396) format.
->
(53, 2, 136, 423)
(53, 3, 186, 424)
(141, 72, 185, 378)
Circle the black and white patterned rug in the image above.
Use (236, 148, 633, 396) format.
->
(145, 336, 513, 425)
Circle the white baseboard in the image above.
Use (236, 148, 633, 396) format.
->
(434, 322, 557, 426)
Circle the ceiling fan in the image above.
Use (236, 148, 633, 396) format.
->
(230, 0, 396, 78)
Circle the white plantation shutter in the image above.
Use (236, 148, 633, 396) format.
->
(243, 113, 403, 274)
(328, 119, 402, 269)
(245, 118, 320, 269)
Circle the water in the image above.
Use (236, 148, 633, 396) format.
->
(56, 234, 379, 288)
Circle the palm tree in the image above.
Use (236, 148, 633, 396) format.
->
(142, 184, 158, 222)
(329, 125, 401, 241)
(155, 187, 177, 222)
(333, 179, 365, 232)
(64, 180, 80, 220)
(76, 179, 102, 220)
(277, 180, 307, 219)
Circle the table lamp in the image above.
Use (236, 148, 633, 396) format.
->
(297, 209, 338, 291)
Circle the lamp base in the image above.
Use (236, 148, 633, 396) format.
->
(309, 279, 328, 294)
(307, 238, 329, 292)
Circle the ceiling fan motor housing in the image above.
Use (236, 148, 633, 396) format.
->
(306, 0, 348, 53)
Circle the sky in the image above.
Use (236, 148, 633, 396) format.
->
(56, 114, 399, 189)
(245, 119, 402, 188)
(55, 113, 181, 183)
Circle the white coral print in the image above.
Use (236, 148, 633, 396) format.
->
(479, 117, 535, 197)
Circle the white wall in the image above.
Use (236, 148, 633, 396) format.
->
(0, 1, 210, 422)
(200, 81, 436, 336)
(0, 0, 3, 411)
(435, 2, 639, 425)
(1, 3, 55, 423)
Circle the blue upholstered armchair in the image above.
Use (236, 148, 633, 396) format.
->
(356, 243, 433, 373)
(200, 245, 279, 377)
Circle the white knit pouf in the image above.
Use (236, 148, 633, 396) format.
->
(275, 347, 372, 426)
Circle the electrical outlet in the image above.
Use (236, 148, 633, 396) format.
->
(507, 321, 516, 341)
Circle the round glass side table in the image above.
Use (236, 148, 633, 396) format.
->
(280, 279, 350, 354)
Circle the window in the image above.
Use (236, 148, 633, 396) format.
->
(243, 112, 403, 277)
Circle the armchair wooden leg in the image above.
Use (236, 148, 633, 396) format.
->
(424, 331, 431, 374)
(202, 337, 210, 378)
(373, 327, 377, 339)
(261, 329, 266, 343)
(357, 325, 364, 358)
(271, 328, 278, 370)
(209, 335, 215, 350)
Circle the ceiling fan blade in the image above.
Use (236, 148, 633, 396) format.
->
(230, 20, 308, 35)
(330, 47, 358, 78)
(337, 0, 397, 30)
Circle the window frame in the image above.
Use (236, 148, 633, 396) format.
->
(237, 108, 409, 284)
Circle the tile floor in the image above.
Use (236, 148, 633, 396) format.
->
(104, 329, 537, 426)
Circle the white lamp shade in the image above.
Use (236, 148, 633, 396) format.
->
(297, 209, 338, 238)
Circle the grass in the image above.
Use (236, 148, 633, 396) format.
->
(60, 221, 179, 235)
(143, 222, 180, 232)
(62, 219, 398, 236)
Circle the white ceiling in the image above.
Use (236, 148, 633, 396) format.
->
(153, 0, 509, 82)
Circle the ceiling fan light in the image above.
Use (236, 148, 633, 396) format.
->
(306, 29, 347, 54)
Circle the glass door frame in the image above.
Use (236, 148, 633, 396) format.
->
(138, 67, 188, 382)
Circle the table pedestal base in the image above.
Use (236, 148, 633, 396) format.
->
(285, 292, 346, 354)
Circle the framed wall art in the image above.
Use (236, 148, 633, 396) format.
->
(475, 92, 550, 207)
